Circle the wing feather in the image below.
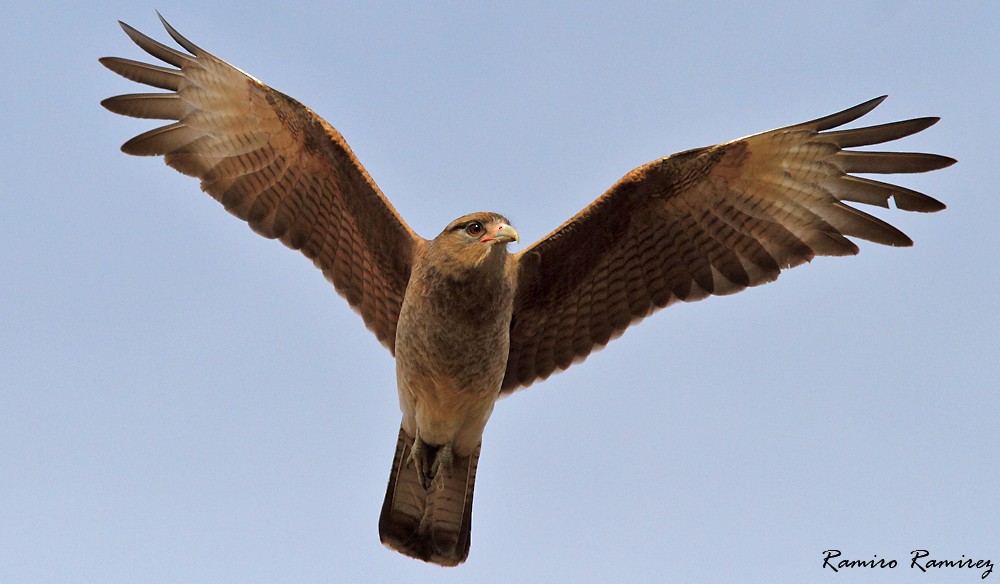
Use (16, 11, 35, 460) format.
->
(836, 151, 955, 174)
(822, 117, 938, 147)
(833, 175, 946, 212)
(101, 16, 420, 352)
(100, 57, 183, 90)
(503, 98, 954, 392)
(119, 20, 194, 68)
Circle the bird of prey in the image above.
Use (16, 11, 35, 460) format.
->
(101, 15, 954, 567)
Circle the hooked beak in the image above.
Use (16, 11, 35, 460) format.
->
(481, 222, 519, 245)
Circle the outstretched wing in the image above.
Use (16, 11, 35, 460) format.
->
(101, 15, 421, 352)
(502, 96, 954, 392)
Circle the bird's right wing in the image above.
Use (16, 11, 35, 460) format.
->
(502, 97, 954, 392)
(101, 16, 421, 352)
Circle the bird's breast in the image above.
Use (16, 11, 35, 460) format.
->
(393, 270, 515, 451)
(395, 273, 514, 391)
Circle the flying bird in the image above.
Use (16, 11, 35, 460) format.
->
(101, 15, 955, 567)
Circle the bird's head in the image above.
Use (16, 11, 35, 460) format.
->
(428, 212, 519, 274)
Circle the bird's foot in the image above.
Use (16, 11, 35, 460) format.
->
(407, 433, 430, 487)
(406, 432, 454, 490)
(429, 443, 453, 490)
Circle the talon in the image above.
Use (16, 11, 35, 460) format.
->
(405, 431, 455, 489)
(429, 444, 454, 490)
(407, 432, 430, 488)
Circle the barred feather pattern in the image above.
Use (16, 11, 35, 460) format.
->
(502, 97, 954, 392)
(101, 15, 419, 352)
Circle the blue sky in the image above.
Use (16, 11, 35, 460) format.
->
(2, 2, 997, 582)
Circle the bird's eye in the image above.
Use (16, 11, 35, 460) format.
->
(465, 222, 484, 236)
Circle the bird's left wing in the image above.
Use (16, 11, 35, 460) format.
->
(502, 97, 954, 392)
(101, 16, 421, 352)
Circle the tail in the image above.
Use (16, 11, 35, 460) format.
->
(378, 427, 480, 566)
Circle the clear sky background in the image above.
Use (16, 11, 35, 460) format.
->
(2, 2, 997, 582)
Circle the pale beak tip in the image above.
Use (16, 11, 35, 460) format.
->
(496, 224, 518, 244)
(483, 222, 518, 244)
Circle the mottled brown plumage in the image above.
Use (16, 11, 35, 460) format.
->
(101, 15, 955, 567)
(382, 213, 517, 564)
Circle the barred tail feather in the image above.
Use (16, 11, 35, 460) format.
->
(378, 427, 479, 566)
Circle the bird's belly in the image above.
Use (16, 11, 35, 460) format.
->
(394, 324, 508, 455)
(397, 370, 499, 455)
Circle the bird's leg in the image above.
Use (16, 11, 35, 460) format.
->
(406, 431, 454, 489)
(407, 430, 430, 488)
(429, 443, 454, 490)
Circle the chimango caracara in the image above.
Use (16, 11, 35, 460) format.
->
(101, 15, 954, 567)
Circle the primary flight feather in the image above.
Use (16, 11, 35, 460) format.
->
(101, 15, 954, 566)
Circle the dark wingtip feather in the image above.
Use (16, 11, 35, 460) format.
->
(901, 196, 946, 213)
(935, 155, 958, 169)
(101, 93, 183, 120)
(99, 96, 116, 112)
(839, 151, 957, 174)
(836, 176, 949, 213)
(157, 12, 205, 56)
(98, 56, 183, 91)
(825, 116, 941, 148)
(802, 96, 888, 132)
(116, 19, 192, 68)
